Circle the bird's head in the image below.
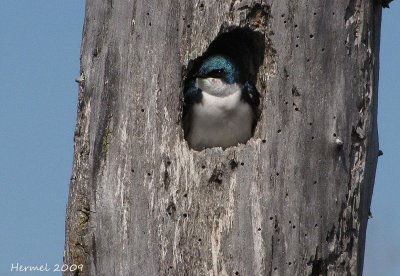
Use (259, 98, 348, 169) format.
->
(194, 55, 239, 85)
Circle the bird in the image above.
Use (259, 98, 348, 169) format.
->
(183, 55, 260, 151)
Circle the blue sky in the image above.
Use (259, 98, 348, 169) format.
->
(364, 3, 400, 275)
(0, 1, 398, 275)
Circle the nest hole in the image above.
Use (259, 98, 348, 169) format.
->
(182, 27, 266, 150)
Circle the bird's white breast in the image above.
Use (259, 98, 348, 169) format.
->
(188, 81, 253, 150)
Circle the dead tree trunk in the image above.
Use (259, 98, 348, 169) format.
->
(65, 1, 381, 275)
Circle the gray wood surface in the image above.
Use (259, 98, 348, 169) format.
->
(64, 0, 382, 275)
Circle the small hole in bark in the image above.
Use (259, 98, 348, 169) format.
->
(201, 165, 206, 169)
(183, 213, 188, 218)
(288, 262, 292, 266)
(292, 86, 300, 97)
(305, 233, 308, 237)
(93, 48, 99, 57)
(293, 225, 296, 229)
(274, 267, 278, 271)
(183, 193, 188, 198)
(294, 24, 298, 28)
(229, 159, 238, 170)
(141, 108, 145, 112)
(241, 162, 245, 166)
(285, 193, 289, 197)
(198, 238, 202, 242)
(131, 169, 134, 173)
(315, 223, 318, 227)
(285, 101, 289, 105)
(333, 133, 337, 137)
(262, 139, 267, 143)
(307, 58, 310, 62)
(199, 3, 204, 9)
(322, 48, 325, 52)
(146, 12, 149, 15)
(166, 202, 176, 216)
(149, 22, 152, 26)
(309, 122, 313, 126)
(270, 216, 273, 220)
(235, 272, 239, 275)
(313, 181, 317, 184)
(332, 12, 335, 15)
(314, 12, 317, 15)
(187, 24, 191, 28)
(310, 34, 314, 38)
(296, 44, 299, 48)
(163, 170, 170, 190)
(209, 168, 224, 185)
(284, 20, 287, 23)
(295, 107, 299, 111)
(147, 172, 151, 176)
(289, 220, 292, 224)
(296, 35, 300, 39)
(257, 228, 261, 231)
(277, 129, 281, 133)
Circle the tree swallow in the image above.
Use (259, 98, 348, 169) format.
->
(183, 55, 260, 150)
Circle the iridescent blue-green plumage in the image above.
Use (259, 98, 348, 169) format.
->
(197, 56, 239, 84)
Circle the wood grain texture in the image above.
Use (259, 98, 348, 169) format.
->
(64, 0, 382, 275)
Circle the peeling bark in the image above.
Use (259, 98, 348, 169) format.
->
(64, 0, 382, 275)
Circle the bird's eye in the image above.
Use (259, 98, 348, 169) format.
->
(208, 69, 225, 78)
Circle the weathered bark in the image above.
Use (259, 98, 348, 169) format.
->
(64, 0, 381, 275)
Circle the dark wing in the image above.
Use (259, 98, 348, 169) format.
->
(182, 79, 202, 138)
(241, 81, 260, 133)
